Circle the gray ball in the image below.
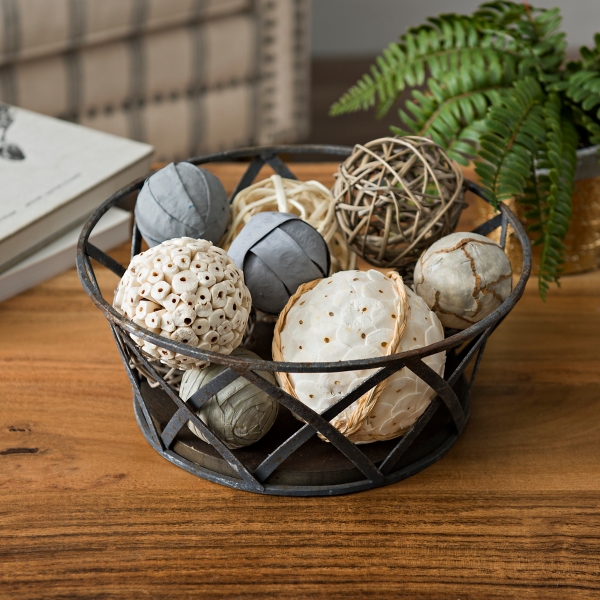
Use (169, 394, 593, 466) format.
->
(135, 162, 229, 247)
(227, 212, 330, 314)
(180, 348, 279, 449)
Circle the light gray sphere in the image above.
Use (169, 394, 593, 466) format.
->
(180, 348, 279, 449)
(227, 212, 330, 314)
(135, 162, 229, 247)
(413, 232, 512, 329)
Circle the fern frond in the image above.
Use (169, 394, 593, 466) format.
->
(445, 120, 489, 165)
(579, 33, 600, 70)
(551, 35, 600, 144)
(535, 94, 578, 299)
(577, 111, 600, 146)
(389, 48, 518, 163)
(330, 2, 565, 119)
(475, 2, 566, 71)
(329, 14, 521, 118)
(474, 77, 546, 205)
(552, 69, 600, 121)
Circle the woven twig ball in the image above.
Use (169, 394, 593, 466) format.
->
(332, 136, 465, 270)
(222, 174, 353, 272)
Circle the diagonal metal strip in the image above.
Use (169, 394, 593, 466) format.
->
(109, 324, 162, 448)
(472, 213, 502, 237)
(253, 365, 398, 482)
(265, 154, 297, 180)
(131, 222, 142, 260)
(456, 332, 485, 365)
(185, 368, 241, 411)
(161, 407, 189, 448)
(242, 370, 385, 484)
(228, 155, 265, 202)
(404, 357, 466, 433)
(499, 210, 509, 248)
(83, 254, 100, 290)
(450, 332, 490, 387)
(464, 337, 489, 408)
(119, 333, 263, 491)
(379, 397, 442, 475)
(380, 334, 489, 476)
(86, 242, 126, 277)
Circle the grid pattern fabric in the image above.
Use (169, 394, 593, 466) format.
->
(0, 0, 311, 160)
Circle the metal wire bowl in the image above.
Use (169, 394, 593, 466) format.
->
(77, 145, 532, 497)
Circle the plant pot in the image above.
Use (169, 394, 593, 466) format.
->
(476, 144, 600, 275)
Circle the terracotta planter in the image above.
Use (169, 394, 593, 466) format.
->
(477, 145, 600, 275)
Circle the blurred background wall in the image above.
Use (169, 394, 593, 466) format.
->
(307, 0, 600, 146)
(312, 0, 598, 58)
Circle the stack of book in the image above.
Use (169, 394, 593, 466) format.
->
(0, 103, 153, 303)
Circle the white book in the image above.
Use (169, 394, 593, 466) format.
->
(0, 103, 153, 273)
(0, 207, 131, 303)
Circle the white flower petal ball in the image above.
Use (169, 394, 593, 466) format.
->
(273, 269, 445, 443)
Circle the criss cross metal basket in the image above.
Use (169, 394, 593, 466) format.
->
(77, 145, 532, 497)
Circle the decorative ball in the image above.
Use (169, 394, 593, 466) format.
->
(332, 136, 465, 270)
(228, 212, 330, 314)
(113, 237, 252, 370)
(222, 174, 352, 272)
(134, 162, 229, 247)
(273, 269, 446, 443)
(413, 231, 513, 329)
(180, 347, 279, 449)
(350, 287, 446, 443)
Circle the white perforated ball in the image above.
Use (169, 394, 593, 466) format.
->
(113, 237, 251, 370)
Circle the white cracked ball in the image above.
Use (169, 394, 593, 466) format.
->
(113, 237, 251, 370)
(413, 232, 512, 330)
(274, 269, 445, 443)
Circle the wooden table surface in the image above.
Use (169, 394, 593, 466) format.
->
(1, 163, 600, 599)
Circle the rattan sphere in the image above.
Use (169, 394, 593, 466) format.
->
(222, 174, 353, 272)
(332, 136, 465, 270)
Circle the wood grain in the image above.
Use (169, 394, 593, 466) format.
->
(1, 164, 600, 599)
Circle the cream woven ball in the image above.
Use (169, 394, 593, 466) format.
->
(180, 347, 279, 449)
(113, 237, 251, 370)
(223, 174, 353, 272)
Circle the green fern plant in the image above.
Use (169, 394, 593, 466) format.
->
(330, 1, 600, 299)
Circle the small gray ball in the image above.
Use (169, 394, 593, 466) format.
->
(135, 162, 229, 247)
(227, 212, 330, 314)
(180, 348, 279, 449)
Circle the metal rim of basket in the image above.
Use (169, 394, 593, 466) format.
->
(76, 144, 532, 496)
